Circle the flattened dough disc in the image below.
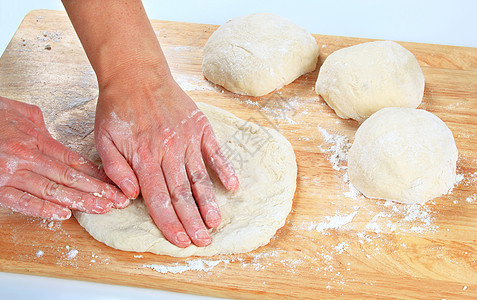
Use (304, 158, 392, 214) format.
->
(74, 102, 297, 257)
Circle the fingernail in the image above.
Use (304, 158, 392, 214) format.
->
(176, 232, 191, 244)
(206, 210, 221, 226)
(119, 178, 137, 199)
(102, 186, 130, 208)
(195, 229, 210, 241)
(114, 198, 130, 209)
(111, 188, 131, 208)
(52, 208, 71, 221)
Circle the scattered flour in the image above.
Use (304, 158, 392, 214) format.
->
(243, 98, 259, 107)
(237, 95, 303, 127)
(455, 173, 465, 185)
(334, 242, 348, 254)
(363, 201, 438, 234)
(66, 249, 78, 259)
(37, 31, 61, 42)
(318, 126, 351, 171)
(317, 127, 360, 200)
(255, 96, 301, 126)
(455, 171, 477, 186)
(342, 172, 362, 200)
(172, 72, 217, 92)
(306, 211, 358, 233)
(260, 106, 297, 124)
(143, 259, 229, 274)
(237, 250, 308, 274)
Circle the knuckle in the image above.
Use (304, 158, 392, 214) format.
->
(148, 192, 172, 209)
(16, 119, 43, 139)
(29, 104, 43, 117)
(62, 167, 80, 186)
(17, 192, 33, 207)
(135, 144, 155, 164)
(190, 170, 209, 185)
(197, 197, 216, 209)
(38, 200, 50, 216)
(42, 181, 59, 198)
(159, 127, 177, 150)
(63, 149, 81, 166)
(170, 185, 193, 204)
(195, 184, 216, 207)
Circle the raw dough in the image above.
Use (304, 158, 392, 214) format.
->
(316, 41, 424, 121)
(348, 107, 457, 204)
(202, 13, 319, 97)
(74, 102, 297, 257)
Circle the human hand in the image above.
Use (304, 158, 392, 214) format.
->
(94, 75, 239, 248)
(0, 96, 129, 221)
(62, 0, 238, 247)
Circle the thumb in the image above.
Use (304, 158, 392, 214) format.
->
(95, 136, 140, 201)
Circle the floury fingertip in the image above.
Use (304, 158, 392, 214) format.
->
(51, 208, 71, 221)
(227, 175, 239, 191)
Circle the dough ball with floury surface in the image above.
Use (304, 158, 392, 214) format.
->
(202, 13, 319, 97)
(316, 41, 425, 122)
(348, 107, 457, 205)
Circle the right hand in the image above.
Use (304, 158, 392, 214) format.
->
(94, 75, 239, 248)
(0, 96, 129, 221)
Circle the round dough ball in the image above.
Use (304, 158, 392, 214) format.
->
(348, 107, 457, 204)
(203, 13, 319, 97)
(316, 41, 425, 121)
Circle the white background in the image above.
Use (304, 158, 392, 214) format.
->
(0, 0, 476, 299)
(1, 0, 477, 52)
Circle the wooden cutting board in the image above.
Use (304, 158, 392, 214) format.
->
(0, 10, 476, 299)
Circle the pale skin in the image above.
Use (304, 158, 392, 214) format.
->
(0, 0, 239, 248)
(0, 96, 130, 220)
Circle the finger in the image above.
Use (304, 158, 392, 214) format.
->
(185, 146, 221, 228)
(96, 136, 139, 200)
(137, 163, 191, 248)
(1, 98, 49, 135)
(29, 152, 129, 209)
(0, 186, 71, 221)
(36, 132, 110, 182)
(201, 125, 239, 191)
(162, 155, 212, 247)
(9, 170, 114, 213)
(13, 114, 119, 193)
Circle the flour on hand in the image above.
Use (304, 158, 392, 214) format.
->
(75, 103, 297, 257)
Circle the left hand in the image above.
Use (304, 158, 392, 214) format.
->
(0, 96, 129, 220)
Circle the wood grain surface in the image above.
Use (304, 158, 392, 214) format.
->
(0, 10, 476, 299)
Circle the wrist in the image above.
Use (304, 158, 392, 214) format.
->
(63, 0, 174, 94)
(97, 50, 174, 93)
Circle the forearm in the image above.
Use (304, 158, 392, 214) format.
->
(62, 0, 172, 89)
